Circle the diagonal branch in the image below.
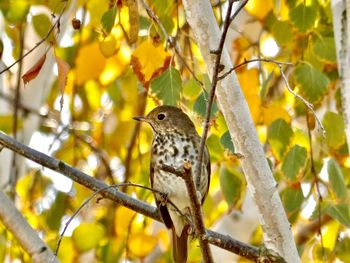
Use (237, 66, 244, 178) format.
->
(0, 131, 268, 262)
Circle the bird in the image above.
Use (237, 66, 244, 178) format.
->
(133, 105, 210, 263)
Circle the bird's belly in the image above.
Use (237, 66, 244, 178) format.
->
(153, 170, 190, 211)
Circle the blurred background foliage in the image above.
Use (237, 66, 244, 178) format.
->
(0, 0, 349, 262)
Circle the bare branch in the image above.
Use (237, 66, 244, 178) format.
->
(161, 163, 213, 262)
(0, 131, 266, 261)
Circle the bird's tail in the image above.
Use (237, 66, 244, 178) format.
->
(172, 225, 189, 263)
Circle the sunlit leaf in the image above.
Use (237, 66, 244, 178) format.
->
(75, 42, 107, 85)
(128, 233, 158, 258)
(206, 134, 224, 161)
(322, 112, 346, 149)
(131, 39, 171, 86)
(220, 167, 243, 207)
(32, 14, 53, 41)
(294, 63, 329, 103)
(124, 0, 139, 43)
(328, 159, 348, 201)
(282, 145, 307, 180)
(327, 204, 350, 227)
(183, 79, 201, 100)
(290, 4, 317, 32)
(262, 105, 291, 125)
(150, 67, 182, 105)
(271, 20, 293, 46)
(99, 35, 120, 58)
(22, 53, 47, 84)
(336, 237, 350, 262)
(115, 207, 136, 236)
(55, 56, 70, 99)
(72, 223, 106, 252)
(0, 115, 22, 133)
(101, 5, 117, 35)
(4, 0, 29, 23)
(267, 119, 293, 160)
(313, 36, 337, 62)
(245, 0, 273, 20)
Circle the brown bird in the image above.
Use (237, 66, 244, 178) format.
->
(134, 105, 210, 263)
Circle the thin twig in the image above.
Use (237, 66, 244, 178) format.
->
(195, 0, 242, 188)
(139, 0, 203, 86)
(0, 131, 266, 261)
(0, 1, 68, 75)
(161, 162, 214, 263)
(9, 24, 25, 198)
(218, 57, 325, 134)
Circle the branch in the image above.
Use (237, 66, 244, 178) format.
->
(0, 131, 267, 261)
(182, 0, 300, 261)
(0, 1, 68, 75)
(195, 0, 241, 188)
(161, 163, 213, 263)
(218, 57, 325, 133)
(0, 190, 58, 263)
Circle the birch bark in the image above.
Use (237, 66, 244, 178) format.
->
(331, 0, 350, 153)
(182, 1, 300, 262)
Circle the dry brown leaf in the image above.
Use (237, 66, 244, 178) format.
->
(22, 53, 47, 84)
(55, 55, 70, 111)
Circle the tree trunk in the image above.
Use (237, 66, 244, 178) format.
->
(182, 1, 300, 262)
(331, 0, 350, 153)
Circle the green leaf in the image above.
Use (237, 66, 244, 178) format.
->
(220, 167, 243, 206)
(313, 37, 337, 62)
(206, 134, 224, 161)
(4, 0, 29, 23)
(0, 115, 23, 133)
(183, 79, 201, 100)
(281, 186, 304, 212)
(336, 237, 350, 262)
(328, 159, 348, 201)
(101, 5, 118, 35)
(271, 21, 293, 46)
(72, 223, 106, 252)
(290, 4, 317, 32)
(327, 204, 350, 227)
(32, 14, 52, 40)
(267, 119, 293, 160)
(220, 131, 235, 154)
(322, 112, 346, 149)
(294, 64, 329, 103)
(193, 91, 218, 117)
(282, 145, 307, 180)
(150, 67, 182, 106)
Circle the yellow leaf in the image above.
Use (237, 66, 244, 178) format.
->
(237, 69, 260, 96)
(131, 39, 171, 86)
(114, 206, 136, 236)
(238, 69, 261, 123)
(322, 220, 340, 250)
(99, 35, 120, 58)
(128, 233, 158, 258)
(245, 0, 273, 20)
(100, 45, 131, 85)
(262, 104, 291, 125)
(157, 229, 170, 251)
(75, 42, 107, 85)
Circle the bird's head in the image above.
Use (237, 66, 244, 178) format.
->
(133, 105, 196, 135)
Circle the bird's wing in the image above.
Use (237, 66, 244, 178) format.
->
(150, 159, 173, 229)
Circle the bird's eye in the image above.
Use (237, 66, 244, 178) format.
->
(157, 113, 166, 120)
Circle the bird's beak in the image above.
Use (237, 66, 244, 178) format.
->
(133, 116, 148, 122)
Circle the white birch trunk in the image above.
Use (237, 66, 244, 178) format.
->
(182, 1, 300, 262)
(0, 190, 58, 263)
(331, 0, 350, 153)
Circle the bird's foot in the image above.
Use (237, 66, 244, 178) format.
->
(158, 191, 169, 206)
